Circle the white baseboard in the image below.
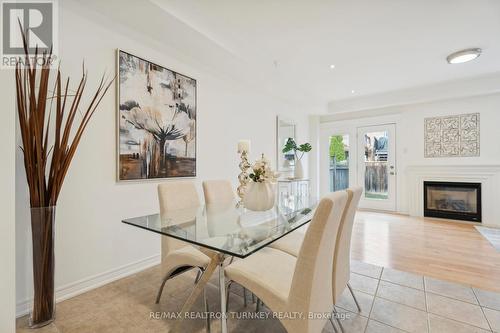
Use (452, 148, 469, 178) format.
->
(16, 254, 160, 318)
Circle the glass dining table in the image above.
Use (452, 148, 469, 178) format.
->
(122, 195, 318, 333)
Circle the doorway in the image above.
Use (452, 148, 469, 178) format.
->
(357, 124, 396, 211)
(320, 122, 397, 212)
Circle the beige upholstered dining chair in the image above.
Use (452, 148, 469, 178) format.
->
(202, 179, 237, 237)
(155, 181, 210, 305)
(202, 179, 254, 306)
(225, 191, 348, 333)
(202, 180, 235, 204)
(330, 187, 362, 331)
(269, 187, 363, 332)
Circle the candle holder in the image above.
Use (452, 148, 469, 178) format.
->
(236, 150, 251, 208)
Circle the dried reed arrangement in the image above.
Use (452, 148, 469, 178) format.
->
(15, 27, 113, 326)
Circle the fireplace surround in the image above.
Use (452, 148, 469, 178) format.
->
(423, 181, 481, 222)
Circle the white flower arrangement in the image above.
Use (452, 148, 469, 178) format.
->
(248, 154, 279, 183)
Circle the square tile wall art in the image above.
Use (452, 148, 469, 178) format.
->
(424, 113, 479, 158)
(118, 50, 196, 181)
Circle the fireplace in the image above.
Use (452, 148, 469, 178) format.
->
(423, 181, 481, 222)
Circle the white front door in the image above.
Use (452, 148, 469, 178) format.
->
(357, 124, 396, 211)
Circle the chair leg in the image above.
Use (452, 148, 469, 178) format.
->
(155, 271, 173, 304)
(329, 315, 339, 333)
(203, 288, 211, 333)
(157, 267, 204, 303)
(332, 308, 345, 333)
(195, 269, 202, 284)
(347, 282, 362, 312)
(225, 281, 233, 310)
(256, 298, 262, 312)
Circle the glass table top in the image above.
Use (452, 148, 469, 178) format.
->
(122, 196, 317, 258)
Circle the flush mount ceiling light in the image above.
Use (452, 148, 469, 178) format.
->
(330, 64, 336, 69)
(446, 48, 482, 64)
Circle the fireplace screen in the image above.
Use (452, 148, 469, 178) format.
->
(423, 181, 481, 222)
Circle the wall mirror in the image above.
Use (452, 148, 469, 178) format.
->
(276, 116, 296, 173)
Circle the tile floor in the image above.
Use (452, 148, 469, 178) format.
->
(338, 260, 500, 332)
(16, 261, 500, 333)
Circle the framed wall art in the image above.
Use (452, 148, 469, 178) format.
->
(117, 50, 196, 181)
(424, 113, 479, 158)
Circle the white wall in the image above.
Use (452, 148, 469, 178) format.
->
(15, 2, 309, 314)
(0, 59, 17, 331)
(396, 93, 500, 214)
(308, 115, 321, 198)
(317, 93, 500, 216)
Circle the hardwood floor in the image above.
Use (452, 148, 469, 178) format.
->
(351, 211, 500, 292)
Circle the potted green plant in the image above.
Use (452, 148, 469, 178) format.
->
(15, 29, 113, 328)
(282, 138, 312, 179)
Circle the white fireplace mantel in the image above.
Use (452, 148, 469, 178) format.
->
(406, 165, 500, 227)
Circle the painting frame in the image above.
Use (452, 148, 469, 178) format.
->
(116, 49, 197, 182)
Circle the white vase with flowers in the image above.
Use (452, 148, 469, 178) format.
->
(243, 154, 279, 211)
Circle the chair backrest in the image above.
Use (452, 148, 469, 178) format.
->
(332, 186, 363, 304)
(158, 181, 200, 215)
(157, 181, 201, 256)
(202, 180, 235, 204)
(286, 191, 348, 333)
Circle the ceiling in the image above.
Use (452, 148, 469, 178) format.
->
(152, 0, 500, 109)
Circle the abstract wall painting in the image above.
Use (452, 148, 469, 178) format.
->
(424, 113, 479, 158)
(117, 50, 196, 181)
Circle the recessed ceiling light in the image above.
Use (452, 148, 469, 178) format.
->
(447, 48, 481, 64)
(351, 90, 355, 94)
(330, 64, 336, 69)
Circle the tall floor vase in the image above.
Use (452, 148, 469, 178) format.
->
(29, 206, 56, 328)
